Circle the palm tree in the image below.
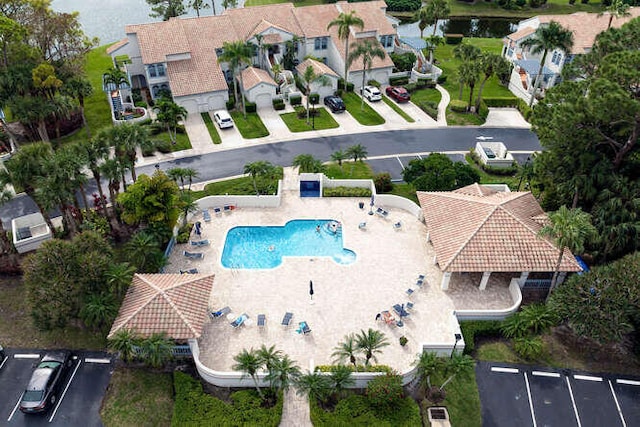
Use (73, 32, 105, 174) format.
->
(300, 65, 330, 125)
(210, 0, 216, 15)
(233, 348, 265, 399)
(330, 150, 347, 167)
(458, 61, 481, 111)
(332, 333, 358, 367)
(428, 0, 450, 37)
(102, 66, 129, 91)
(221, 0, 238, 10)
(79, 293, 118, 330)
(79, 136, 110, 214)
(295, 371, 332, 404)
(355, 328, 389, 366)
(217, 40, 253, 117)
(243, 160, 273, 195)
(100, 158, 125, 214)
(0, 189, 14, 254)
(10, 95, 55, 142)
(475, 53, 510, 111)
(439, 353, 474, 391)
(415, 6, 432, 40)
(108, 328, 141, 363)
(599, 0, 631, 29)
(348, 39, 386, 110)
(292, 154, 323, 173)
(61, 77, 93, 138)
(266, 354, 300, 392)
(183, 168, 198, 191)
(256, 344, 283, 380)
(139, 332, 173, 368)
(346, 144, 368, 162)
(188, 0, 209, 17)
(538, 205, 596, 298)
(108, 123, 153, 184)
(520, 21, 574, 107)
(125, 232, 166, 272)
(106, 262, 136, 298)
(327, 11, 364, 92)
(329, 365, 354, 399)
(453, 43, 481, 100)
(154, 98, 188, 144)
(414, 351, 441, 391)
(424, 35, 444, 66)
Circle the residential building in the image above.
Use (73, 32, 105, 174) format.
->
(502, 8, 640, 102)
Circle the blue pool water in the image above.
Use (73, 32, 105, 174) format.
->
(221, 219, 356, 269)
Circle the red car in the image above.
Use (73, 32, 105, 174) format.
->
(385, 86, 410, 103)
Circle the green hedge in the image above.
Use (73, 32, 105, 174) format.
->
(226, 97, 235, 110)
(517, 99, 533, 121)
(449, 99, 467, 112)
(273, 98, 285, 110)
(172, 371, 282, 426)
(437, 74, 447, 84)
(483, 97, 520, 108)
(315, 364, 392, 373)
(289, 94, 302, 106)
(310, 395, 421, 426)
(389, 75, 409, 86)
(309, 93, 320, 104)
(460, 320, 503, 355)
(337, 79, 355, 92)
(245, 102, 257, 113)
(469, 148, 519, 175)
(384, 0, 422, 12)
(445, 34, 464, 44)
(322, 186, 372, 197)
(418, 101, 438, 120)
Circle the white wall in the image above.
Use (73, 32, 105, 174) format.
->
(174, 91, 228, 114)
(247, 83, 277, 106)
(455, 279, 522, 321)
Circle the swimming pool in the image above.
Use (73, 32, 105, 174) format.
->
(221, 219, 356, 269)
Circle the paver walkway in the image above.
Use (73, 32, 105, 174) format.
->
(279, 387, 312, 427)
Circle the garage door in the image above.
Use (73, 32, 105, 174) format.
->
(255, 93, 272, 108)
(178, 99, 198, 114)
(207, 94, 226, 111)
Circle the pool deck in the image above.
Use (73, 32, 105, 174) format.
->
(165, 181, 514, 374)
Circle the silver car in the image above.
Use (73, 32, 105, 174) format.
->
(362, 86, 382, 102)
(213, 110, 234, 129)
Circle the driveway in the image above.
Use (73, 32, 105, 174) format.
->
(476, 361, 640, 427)
(0, 348, 113, 427)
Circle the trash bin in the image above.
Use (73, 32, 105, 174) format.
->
(358, 202, 365, 209)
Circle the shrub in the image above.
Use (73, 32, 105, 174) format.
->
(337, 79, 355, 92)
(389, 52, 416, 72)
(445, 34, 464, 45)
(418, 101, 438, 120)
(374, 172, 393, 193)
(404, 83, 417, 93)
(399, 336, 408, 346)
(514, 336, 544, 360)
(437, 74, 447, 84)
(449, 99, 467, 112)
(309, 93, 320, 105)
(367, 79, 380, 88)
(273, 98, 285, 110)
(226, 97, 235, 110)
(517, 99, 533, 121)
(478, 100, 489, 120)
(366, 373, 404, 410)
(176, 223, 193, 244)
(294, 105, 306, 119)
(483, 97, 519, 108)
(384, 0, 421, 11)
(460, 320, 503, 354)
(155, 139, 172, 154)
(314, 364, 392, 373)
(245, 102, 257, 113)
(322, 186, 372, 197)
(289, 94, 302, 106)
(388, 75, 409, 86)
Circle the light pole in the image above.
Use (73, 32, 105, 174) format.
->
(451, 333, 462, 359)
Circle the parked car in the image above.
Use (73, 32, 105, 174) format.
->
(323, 95, 346, 113)
(385, 86, 410, 103)
(20, 351, 73, 414)
(213, 110, 234, 129)
(361, 85, 382, 102)
(0, 344, 5, 362)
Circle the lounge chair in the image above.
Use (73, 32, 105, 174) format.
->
(393, 221, 402, 230)
(375, 207, 389, 218)
(190, 239, 210, 247)
(210, 306, 231, 319)
(393, 304, 410, 318)
(213, 207, 222, 216)
(358, 222, 367, 230)
(257, 314, 266, 327)
(415, 278, 424, 287)
(406, 288, 414, 296)
(202, 209, 211, 222)
(223, 204, 235, 212)
(180, 268, 199, 274)
(230, 313, 249, 328)
(417, 274, 425, 281)
(406, 301, 414, 310)
(297, 321, 311, 335)
(183, 251, 204, 260)
(281, 312, 293, 326)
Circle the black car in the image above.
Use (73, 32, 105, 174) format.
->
(323, 95, 346, 113)
(20, 351, 73, 413)
(0, 344, 5, 363)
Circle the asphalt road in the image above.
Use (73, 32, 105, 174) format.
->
(1, 127, 540, 226)
(0, 349, 113, 427)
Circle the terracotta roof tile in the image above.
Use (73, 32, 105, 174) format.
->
(339, 1, 396, 35)
(417, 185, 582, 273)
(296, 58, 339, 77)
(108, 273, 215, 340)
(106, 38, 129, 55)
(241, 66, 277, 90)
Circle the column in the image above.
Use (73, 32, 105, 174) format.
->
(441, 272, 451, 290)
(519, 271, 529, 288)
(479, 271, 491, 291)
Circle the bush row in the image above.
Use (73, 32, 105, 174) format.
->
(389, 75, 409, 86)
(417, 100, 438, 120)
(445, 34, 464, 45)
(273, 98, 285, 110)
(337, 79, 355, 92)
(315, 364, 392, 373)
(483, 97, 520, 108)
(459, 320, 503, 355)
(384, 0, 422, 11)
(322, 186, 372, 197)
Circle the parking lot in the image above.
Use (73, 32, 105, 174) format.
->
(0, 348, 113, 427)
(476, 361, 640, 427)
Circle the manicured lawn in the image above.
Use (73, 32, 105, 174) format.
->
(154, 129, 192, 152)
(424, 370, 482, 427)
(408, 88, 442, 120)
(280, 107, 339, 132)
(100, 368, 174, 427)
(0, 276, 107, 349)
(230, 111, 270, 138)
(381, 96, 415, 123)
(201, 112, 222, 144)
(341, 92, 385, 126)
(464, 154, 519, 189)
(389, 182, 418, 204)
(192, 176, 258, 199)
(448, 0, 603, 18)
(324, 161, 373, 179)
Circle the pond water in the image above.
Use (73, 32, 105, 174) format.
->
(396, 17, 519, 39)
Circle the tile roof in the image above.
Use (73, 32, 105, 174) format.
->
(417, 184, 582, 273)
(108, 273, 215, 340)
(106, 38, 129, 55)
(339, 1, 396, 35)
(505, 26, 535, 42)
(296, 58, 339, 77)
(241, 66, 277, 90)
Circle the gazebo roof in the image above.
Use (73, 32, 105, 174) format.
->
(108, 273, 214, 340)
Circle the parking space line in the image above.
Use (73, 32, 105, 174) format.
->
(84, 358, 111, 364)
(532, 371, 560, 378)
(491, 367, 519, 373)
(524, 372, 537, 427)
(574, 375, 602, 382)
(48, 359, 82, 423)
(0, 356, 7, 369)
(566, 377, 582, 427)
(13, 353, 40, 359)
(395, 155, 404, 170)
(609, 379, 627, 427)
(617, 379, 640, 386)
(7, 391, 24, 422)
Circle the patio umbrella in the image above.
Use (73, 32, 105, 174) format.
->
(369, 194, 375, 215)
(309, 280, 314, 300)
(194, 221, 202, 236)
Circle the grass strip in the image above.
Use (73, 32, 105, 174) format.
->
(154, 130, 192, 152)
(230, 111, 269, 139)
(341, 92, 385, 126)
(201, 112, 222, 144)
(382, 96, 415, 123)
(280, 107, 339, 132)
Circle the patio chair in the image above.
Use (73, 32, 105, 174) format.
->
(417, 274, 425, 281)
(393, 221, 402, 230)
(223, 204, 235, 212)
(281, 312, 293, 326)
(210, 306, 231, 319)
(406, 301, 414, 310)
(230, 313, 249, 328)
(415, 278, 424, 287)
(202, 209, 211, 222)
(214, 207, 222, 216)
(375, 207, 388, 218)
(358, 222, 367, 230)
(257, 314, 266, 327)
(297, 321, 311, 335)
(180, 268, 199, 274)
(406, 288, 414, 296)
(190, 239, 210, 247)
(183, 251, 204, 260)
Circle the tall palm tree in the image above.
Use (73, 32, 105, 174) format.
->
(458, 61, 481, 111)
(414, 351, 441, 391)
(217, 40, 253, 117)
(424, 35, 444, 66)
(188, 0, 209, 17)
(521, 21, 574, 107)
(100, 158, 125, 214)
(102, 66, 129, 92)
(154, 98, 188, 144)
(183, 168, 198, 191)
(61, 77, 93, 137)
(210, 0, 216, 15)
(295, 371, 332, 404)
(108, 122, 152, 184)
(538, 205, 596, 298)
(355, 328, 389, 366)
(233, 348, 264, 399)
(475, 53, 511, 111)
(348, 39, 386, 110)
(439, 353, 474, 391)
(80, 136, 111, 212)
(108, 328, 140, 362)
(332, 333, 358, 367)
(599, 0, 631, 29)
(243, 160, 273, 195)
(327, 11, 364, 92)
(0, 189, 14, 254)
(415, 0, 450, 38)
(453, 43, 481, 100)
(346, 144, 368, 162)
(266, 354, 300, 392)
(256, 344, 283, 385)
(106, 262, 136, 298)
(139, 332, 173, 368)
(300, 65, 330, 125)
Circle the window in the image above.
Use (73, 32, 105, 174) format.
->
(380, 35, 393, 48)
(148, 65, 157, 78)
(507, 47, 513, 57)
(314, 37, 327, 50)
(157, 64, 165, 77)
(553, 53, 562, 66)
(152, 85, 160, 97)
